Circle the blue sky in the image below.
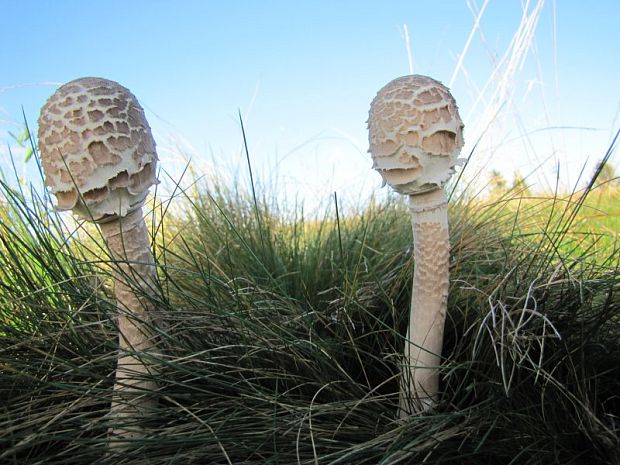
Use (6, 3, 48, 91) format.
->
(1, 1, 619, 207)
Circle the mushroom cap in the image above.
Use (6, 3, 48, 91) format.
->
(38, 77, 158, 222)
(368, 75, 464, 195)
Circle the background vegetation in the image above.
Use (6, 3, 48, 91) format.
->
(0, 131, 618, 464)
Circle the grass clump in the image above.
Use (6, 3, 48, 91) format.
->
(0, 148, 618, 464)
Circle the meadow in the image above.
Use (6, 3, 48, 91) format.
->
(0, 131, 618, 464)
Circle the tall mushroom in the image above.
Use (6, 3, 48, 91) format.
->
(367, 75, 463, 416)
(38, 77, 159, 445)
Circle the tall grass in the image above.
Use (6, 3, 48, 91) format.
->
(0, 132, 618, 463)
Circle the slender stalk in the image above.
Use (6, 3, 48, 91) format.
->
(399, 189, 449, 416)
(99, 208, 158, 446)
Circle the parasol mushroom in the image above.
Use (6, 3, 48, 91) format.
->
(367, 75, 464, 416)
(38, 77, 159, 445)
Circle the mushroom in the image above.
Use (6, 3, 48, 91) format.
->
(367, 75, 463, 416)
(38, 77, 159, 445)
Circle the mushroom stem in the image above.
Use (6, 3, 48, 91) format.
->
(399, 188, 450, 416)
(99, 208, 158, 446)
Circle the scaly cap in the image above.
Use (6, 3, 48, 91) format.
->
(368, 75, 464, 195)
(38, 77, 158, 222)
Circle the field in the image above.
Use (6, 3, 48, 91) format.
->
(0, 142, 618, 464)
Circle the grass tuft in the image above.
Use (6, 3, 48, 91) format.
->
(0, 138, 618, 464)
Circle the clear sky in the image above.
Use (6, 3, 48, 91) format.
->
(1, 1, 619, 208)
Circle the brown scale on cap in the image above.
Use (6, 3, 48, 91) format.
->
(368, 75, 464, 195)
(38, 77, 158, 221)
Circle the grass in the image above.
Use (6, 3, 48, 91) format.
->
(0, 134, 618, 464)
